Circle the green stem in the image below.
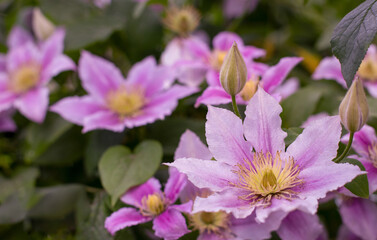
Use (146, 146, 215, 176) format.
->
(334, 131, 354, 163)
(231, 95, 241, 119)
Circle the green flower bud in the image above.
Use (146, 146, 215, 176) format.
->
(339, 78, 369, 133)
(32, 8, 55, 41)
(219, 42, 247, 96)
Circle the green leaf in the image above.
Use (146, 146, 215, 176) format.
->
(284, 127, 303, 147)
(330, 0, 377, 87)
(99, 141, 163, 205)
(341, 158, 369, 198)
(28, 184, 85, 220)
(85, 130, 125, 177)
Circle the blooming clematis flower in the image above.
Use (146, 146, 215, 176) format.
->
(104, 169, 191, 239)
(0, 27, 75, 123)
(341, 125, 377, 194)
(168, 87, 363, 223)
(313, 45, 377, 97)
(174, 130, 286, 240)
(51, 51, 197, 132)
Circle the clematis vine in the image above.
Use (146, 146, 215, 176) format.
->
(104, 169, 191, 239)
(168, 87, 363, 223)
(174, 130, 286, 240)
(0, 27, 75, 123)
(51, 52, 197, 132)
(313, 45, 377, 97)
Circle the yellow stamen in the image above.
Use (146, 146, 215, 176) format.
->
(358, 57, 377, 82)
(140, 193, 165, 217)
(10, 63, 40, 93)
(210, 50, 228, 71)
(231, 151, 304, 206)
(107, 87, 145, 117)
(367, 144, 377, 168)
(189, 211, 230, 236)
(239, 78, 259, 101)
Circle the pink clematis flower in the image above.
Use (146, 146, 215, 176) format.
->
(341, 125, 377, 194)
(104, 170, 191, 239)
(313, 45, 377, 97)
(51, 52, 197, 133)
(174, 130, 287, 240)
(0, 27, 75, 123)
(168, 87, 363, 223)
(161, 31, 267, 88)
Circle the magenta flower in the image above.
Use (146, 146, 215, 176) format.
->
(0, 27, 75, 123)
(168, 87, 362, 223)
(313, 45, 377, 97)
(104, 170, 191, 239)
(174, 130, 286, 240)
(337, 197, 377, 240)
(51, 52, 197, 133)
(341, 125, 377, 194)
(161, 31, 266, 88)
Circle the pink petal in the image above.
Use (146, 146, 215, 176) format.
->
(298, 163, 363, 200)
(206, 70, 220, 86)
(7, 42, 41, 72)
(273, 77, 299, 100)
(255, 197, 318, 223)
(231, 211, 287, 240)
(0, 54, 6, 71)
(50, 96, 104, 126)
(213, 32, 244, 51)
(301, 113, 329, 128)
(121, 178, 162, 208)
(174, 130, 212, 160)
(193, 189, 254, 219)
(170, 201, 193, 213)
(195, 86, 231, 107)
(82, 110, 124, 133)
(41, 28, 65, 69)
(286, 116, 341, 169)
(241, 46, 266, 61)
(14, 87, 49, 123)
(78, 51, 124, 101)
(0, 75, 17, 112)
(312, 56, 347, 88)
(262, 57, 302, 93)
(277, 210, 324, 240)
(153, 208, 190, 240)
(341, 125, 377, 158)
(337, 225, 361, 240)
(105, 207, 151, 236)
(364, 81, 377, 98)
(339, 198, 377, 240)
(244, 88, 286, 154)
(206, 106, 252, 165)
(164, 167, 187, 203)
(40, 55, 75, 84)
(174, 60, 208, 87)
(7, 26, 33, 49)
(0, 110, 16, 132)
(359, 159, 377, 194)
(166, 158, 237, 192)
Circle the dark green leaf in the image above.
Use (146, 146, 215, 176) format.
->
(28, 184, 85, 219)
(284, 127, 303, 146)
(341, 158, 369, 198)
(330, 0, 377, 87)
(99, 141, 163, 205)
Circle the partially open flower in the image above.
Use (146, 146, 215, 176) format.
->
(339, 78, 369, 133)
(219, 42, 247, 96)
(163, 6, 200, 37)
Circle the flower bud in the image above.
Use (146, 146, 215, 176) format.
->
(219, 42, 247, 96)
(32, 8, 55, 41)
(339, 78, 369, 133)
(163, 6, 200, 37)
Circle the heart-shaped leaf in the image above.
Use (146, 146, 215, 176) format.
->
(99, 140, 162, 205)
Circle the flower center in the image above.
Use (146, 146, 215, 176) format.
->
(358, 57, 377, 82)
(140, 193, 166, 217)
(239, 77, 259, 101)
(10, 63, 40, 93)
(189, 211, 230, 236)
(210, 50, 228, 71)
(106, 87, 145, 117)
(231, 151, 304, 206)
(163, 6, 200, 36)
(367, 143, 377, 168)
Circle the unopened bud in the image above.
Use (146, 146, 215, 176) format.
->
(339, 78, 369, 133)
(220, 42, 247, 96)
(32, 8, 55, 41)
